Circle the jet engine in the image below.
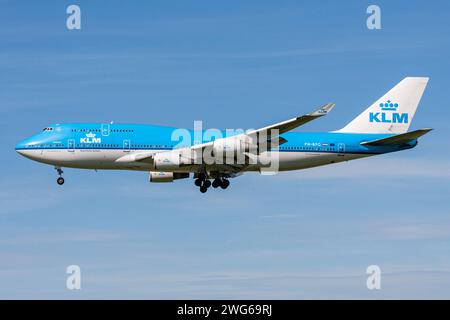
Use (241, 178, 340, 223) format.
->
(149, 171, 189, 182)
(211, 136, 257, 157)
(153, 151, 192, 170)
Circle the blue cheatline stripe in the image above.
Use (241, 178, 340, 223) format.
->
(15, 147, 381, 155)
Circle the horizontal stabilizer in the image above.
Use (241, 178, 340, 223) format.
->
(361, 128, 432, 146)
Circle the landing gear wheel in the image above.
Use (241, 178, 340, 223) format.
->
(199, 186, 208, 193)
(194, 178, 202, 187)
(204, 180, 211, 188)
(212, 179, 221, 188)
(57, 177, 65, 185)
(220, 179, 230, 189)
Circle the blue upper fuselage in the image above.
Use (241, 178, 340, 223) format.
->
(15, 123, 417, 155)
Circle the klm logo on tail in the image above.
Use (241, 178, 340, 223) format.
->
(369, 100, 408, 124)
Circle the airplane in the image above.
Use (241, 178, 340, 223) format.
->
(16, 77, 431, 193)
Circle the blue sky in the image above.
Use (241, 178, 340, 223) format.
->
(1, 0, 450, 298)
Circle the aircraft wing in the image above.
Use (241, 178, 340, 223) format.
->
(188, 102, 335, 152)
(116, 103, 335, 168)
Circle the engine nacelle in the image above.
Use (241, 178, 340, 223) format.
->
(154, 152, 180, 170)
(149, 171, 189, 183)
(207, 136, 258, 165)
(212, 138, 235, 157)
(211, 136, 257, 158)
(149, 171, 174, 182)
(153, 151, 192, 170)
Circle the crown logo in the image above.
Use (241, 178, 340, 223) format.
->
(379, 100, 398, 111)
(86, 132, 96, 138)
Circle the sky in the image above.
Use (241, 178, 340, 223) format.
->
(1, 0, 450, 299)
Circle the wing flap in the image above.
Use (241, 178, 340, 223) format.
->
(115, 152, 155, 164)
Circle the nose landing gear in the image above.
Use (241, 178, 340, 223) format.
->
(55, 167, 64, 185)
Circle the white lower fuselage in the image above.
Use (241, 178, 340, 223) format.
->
(17, 148, 369, 172)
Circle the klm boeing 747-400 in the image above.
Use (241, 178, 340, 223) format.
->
(16, 77, 431, 193)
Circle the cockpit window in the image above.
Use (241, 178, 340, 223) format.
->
(42, 127, 54, 131)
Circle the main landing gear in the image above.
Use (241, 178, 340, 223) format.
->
(55, 167, 65, 185)
(194, 174, 230, 193)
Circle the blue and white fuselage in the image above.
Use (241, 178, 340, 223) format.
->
(15, 123, 413, 170)
(15, 77, 432, 192)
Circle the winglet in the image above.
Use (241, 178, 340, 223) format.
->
(308, 103, 335, 117)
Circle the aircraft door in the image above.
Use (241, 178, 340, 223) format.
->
(338, 143, 345, 156)
(123, 139, 130, 152)
(68, 139, 75, 152)
(101, 124, 110, 136)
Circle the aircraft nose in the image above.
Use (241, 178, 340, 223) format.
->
(15, 133, 49, 162)
(15, 140, 28, 156)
